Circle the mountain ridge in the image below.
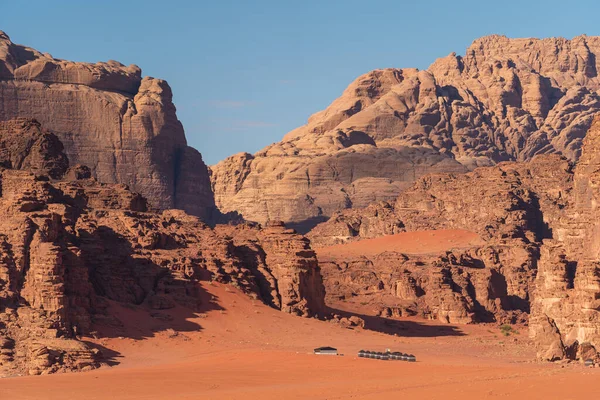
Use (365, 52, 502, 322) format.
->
(211, 34, 600, 231)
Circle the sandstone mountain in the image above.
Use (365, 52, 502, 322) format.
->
(211, 35, 600, 232)
(312, 153, 569, 327)
(0, 31, 216, 220)
(0, 119, 325, 377)
(309, 115, 600, 363)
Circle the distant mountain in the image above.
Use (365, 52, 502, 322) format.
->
(211, 34, 600, 232)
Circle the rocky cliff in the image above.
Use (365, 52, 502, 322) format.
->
(0, 119, 325, 377)
(310, 115, 600, 363)
(529, 116, 600, 362)
(311, 153, 571, 325)
(0, 31, 216, 220)
(211, 35, 600, 231)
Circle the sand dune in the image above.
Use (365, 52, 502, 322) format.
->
(315, 229, 485, 259)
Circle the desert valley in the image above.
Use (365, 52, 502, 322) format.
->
(2, 27, 600, 399)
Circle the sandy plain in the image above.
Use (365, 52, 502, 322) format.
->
(2, 230, 598, 400)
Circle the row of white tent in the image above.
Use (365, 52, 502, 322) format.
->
(358, 350, 416, 361)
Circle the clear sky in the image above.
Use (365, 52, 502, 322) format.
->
(2, 0, 599, 164)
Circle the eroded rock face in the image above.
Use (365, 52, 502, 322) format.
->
(312, 115, 600, 362)
(0, 31, 216, 220)
(312, 154, 572, 325)
(529, 117, 600, 362)
(211, 35, 600, 231)
(319, 237, 543, 325)
(309, 153, 571, 247)
(215, 220, 326, 316)
(0, 118, 69, 179)
(0, 119, 325, 376)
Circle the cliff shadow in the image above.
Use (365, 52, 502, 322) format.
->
(231, 244, 280, 309)
(80, 340, 123, 367)
(540, 76, 567, 111)
(72, 225, 223, 342)
(528, 193, 553, 241)
(326, 306, 465, 337)
(288, 216, 329, 235)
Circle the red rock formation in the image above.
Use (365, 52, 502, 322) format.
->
(530, 117, 600, 362)
(309, 153, 571, 246)
(0, 118, 69, 179)
(310, 151, 573, 326)
(211, 35, 600, 231)
(0, 31, 216, 220)
(0, 119, 325, 376)
(311, 115, 600, 362)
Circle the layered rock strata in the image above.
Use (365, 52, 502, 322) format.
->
(312, 154, 572, 325)
(212, 35, 600, 231)
(312, 116, 600, 362)
(529, 117, 600, 361)
(0, 119, 325, 376)
(0, 31, 216, 220)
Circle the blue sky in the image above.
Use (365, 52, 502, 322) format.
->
(2, 0, 599, 164)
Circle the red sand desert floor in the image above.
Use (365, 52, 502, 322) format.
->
(315, 229, 486, 258)
(2, 230, 598, 399)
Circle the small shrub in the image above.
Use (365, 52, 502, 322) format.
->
(500, 324, 519, 336)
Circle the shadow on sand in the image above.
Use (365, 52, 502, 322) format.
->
(84, 288, 223, 368)
(70, 225, 226, 367)
(81, 341, 123, 367)
(326, 306, 465, 337)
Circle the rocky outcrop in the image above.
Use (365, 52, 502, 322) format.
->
(309, 153, 571, 247)
(311, 115, 600, 362)
(215, 221, 326, 316)
(0, 31, 216, 220)
(211, 35, 600, 231)
(312, 154, 573, 325)
(0, 119, 325, 377)
(529, 117, 600, 362)
(0, 118, 69, 179)
(318, 232, 541, 325)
